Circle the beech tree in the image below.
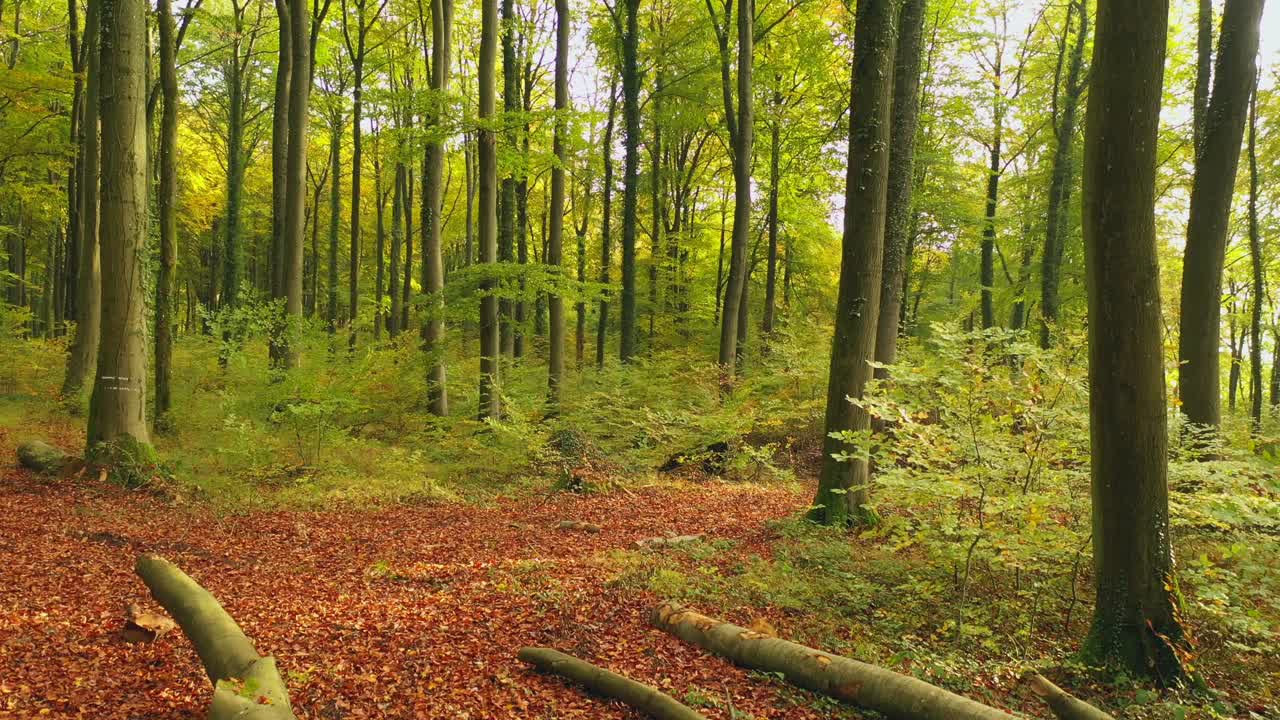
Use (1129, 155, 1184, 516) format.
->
(478, 0, 500, 419)
(811, 0, 900, 527)
(87, 0, 153, 462)
(1177, 0, 1265, 431)
(1079, 0, 1185, 681)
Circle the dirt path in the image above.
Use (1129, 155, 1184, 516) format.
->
(0, 455, 846, 720)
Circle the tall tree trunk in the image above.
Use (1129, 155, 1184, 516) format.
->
(874, 0, 925, 374)
(761, 86, 780, 346)
(1227, 309, 1241, 412)
(1039, 0, 1088, 348)
(374, 152, 386, 341)
(619, 0, 640, 362)
(422, 0, 451, 415)
(648, 69, 662, 343)
(979, 126, 1000, 330)
(64, 0, 83, 330)
(499, 0, 517, 359)
(389, 162, 404, 336)
(282, 0, 312, 368)
(223, 30, 247, 317)
(547, 0, 568, 407)
(1176, 0, 1265, 430)
(155, 0, 178, 422)
(401, 167, 414, 333)
(810, 0, 900, 527)
(1247, 74, 1262, 436)
(342, 0, 377, 351)
(269, 0, 291, 365)
(1080, 0, 1185, 682)
(1193, 0, 1212, 159)
(478, 0, 501, 419)
(716, 0, 751, 375)
(597, 79, 618, 368)
(63, 0, 101, 398)
(88, 0, 154, 461)
(326, 117, 342, 335)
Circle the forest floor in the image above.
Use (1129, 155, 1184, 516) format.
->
(0, 425, 870, 720)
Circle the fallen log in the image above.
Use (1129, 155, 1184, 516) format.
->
(518, 647, 707, 720)
(17, 439, 73, 474)
(135, 554, 296, 720)
(1022, 672, 1115, 720)
(650, 601, 1015, 720)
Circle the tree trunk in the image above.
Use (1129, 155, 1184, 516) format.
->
(135, 555, 297, 720)
(270, 0, 291, 365)
(1193, 0, 1212, 160)
(761, 88, 780, 346)
(518, 648, 707, 720)
(422, 0, 451, 415)
(716, 0, 751, 376)
(373, 152, 386, 341)
(651, 602, 1015, 720)
(390, 163, 404, 337)
(87, 0, 153, 462)
(1079, 0, 1186, 683)
(155, 0, 178, 422)
(223, 24, 247, 317)
(478, 0, 500, 419)
(326, 117, 342, 335)
(1247, 75, 1262, 436)
(619, 0, 640, 362)
(1176, 0, 1265, 430)
(282, 0, 312, 368)
(648, 69, 662, 343)
(1039, 0, 1088, 348)
(1022, 673, 1116, 720)
(547, 0, 568, 407)
(810, 0, 899, 527)
(499, 0, 518, 360)
(979, 133, 1000, 330)
(597, 78, 618, 369)
(874, 0, 925, 374)
(62, 0, 100, 398)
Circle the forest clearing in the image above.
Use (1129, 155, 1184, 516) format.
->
(3, 0, 1280, 716)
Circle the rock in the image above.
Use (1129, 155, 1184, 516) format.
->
(17, 440, 73, 475)
(635, 534, 704, 550)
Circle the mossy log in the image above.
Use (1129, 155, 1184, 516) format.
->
(17, 439, 73, 474)
(650, 602, 1016, 720)
(135, 554, 296, 720)
(1022, 672, 1115, 720)
(518, 647, 707, 720)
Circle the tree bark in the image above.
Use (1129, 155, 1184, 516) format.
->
(1022, 673, 1115, 720)
(155, 0, 178, 422)
(1247, 76, 1261, 435)
(874, 0, 925, 373)
(499, 0, 518, 359)
(478, 0, 501, 419)
(1039, 0, 1088, 349)
(715, 0, 751, 377)
(326, 115, 342, 335)
(1176, 0, 1265, 430)
(811, 0, 899, 527)
(651, 602, 1014, 720)
(547, 0, 568, 407)
(1079, 0, 1185, 683)
(62, 0, 101, 398)
(87, 0, 153, 460)
(761, 83, 780, 346)
(269, 0, 291, 365)
(619, 0, 641, 362)
(518, 647, 707, 720)
(422, 0, 451, 415)
(282, 0, 312, 368)
(135, 555, 297, 720)
(1193, 0, 1212, 160)
(597, 79, 617, 368)
(389, 162, 404, 336)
